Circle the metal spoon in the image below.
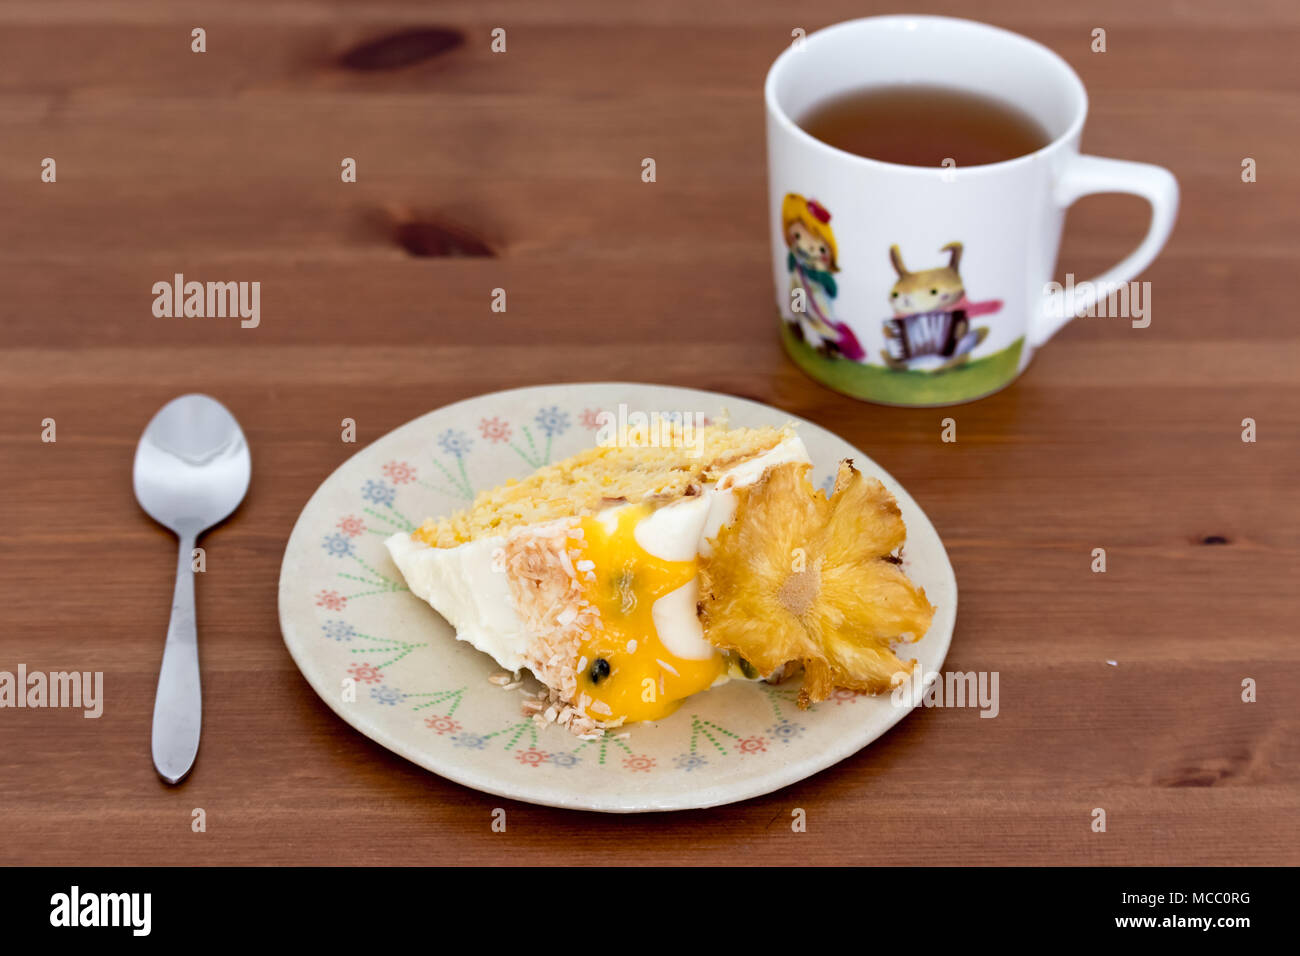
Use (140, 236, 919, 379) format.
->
(133, 395, 250, 784)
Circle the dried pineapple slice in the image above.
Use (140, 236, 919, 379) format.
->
(700, 460, 934, 708)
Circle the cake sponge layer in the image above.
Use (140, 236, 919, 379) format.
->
(414, 422, 792, 548)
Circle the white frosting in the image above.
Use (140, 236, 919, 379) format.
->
(633, 495, 710, 561)
(716, 437, 808, 489)
(385, 432, 811, 675)
(384, 531, 529, 672)
(651, 578, 710, 660)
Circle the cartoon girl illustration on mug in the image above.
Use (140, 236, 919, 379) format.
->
(781, 194, 865, 361)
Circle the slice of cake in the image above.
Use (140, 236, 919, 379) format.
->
(385, 420, 934, 735)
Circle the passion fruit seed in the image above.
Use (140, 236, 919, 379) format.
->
(589, 657, 611, 684)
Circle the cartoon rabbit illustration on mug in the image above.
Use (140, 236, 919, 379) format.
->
(882, 242, 1001, 371)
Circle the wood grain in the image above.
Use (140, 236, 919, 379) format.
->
(1, 0, 1297, 866)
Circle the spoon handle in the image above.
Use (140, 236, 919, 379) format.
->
(151, 533, 202, 784)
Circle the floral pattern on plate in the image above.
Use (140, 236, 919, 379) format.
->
(278, 383, 956, 811)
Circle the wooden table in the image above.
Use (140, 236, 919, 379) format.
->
(1, 0, 1296, 866)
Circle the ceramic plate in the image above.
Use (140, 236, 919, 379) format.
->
(278, 383, 956, 811)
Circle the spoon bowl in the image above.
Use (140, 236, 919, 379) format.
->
(134, 395, 250, 536)
(133, 394, 251, 784)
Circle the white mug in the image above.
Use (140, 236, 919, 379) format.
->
(765, 16, 1179, 406)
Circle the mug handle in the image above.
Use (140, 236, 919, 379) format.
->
(1033, 155, 1179, 345)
